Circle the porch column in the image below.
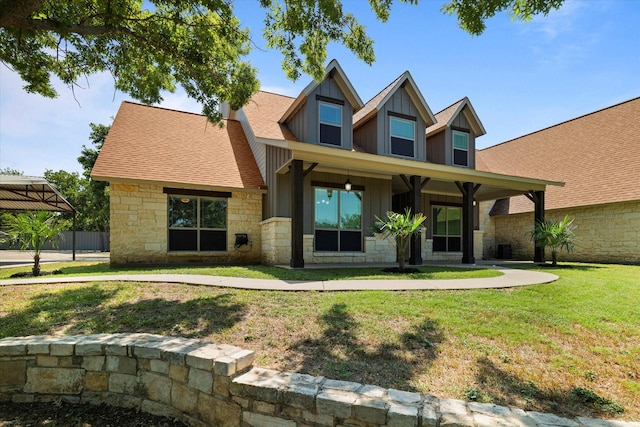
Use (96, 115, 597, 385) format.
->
(290, 160, 304, 268)
(461, 181, 475, 264)
(533, 190, 545, 263)
(409, 175, 422, 265)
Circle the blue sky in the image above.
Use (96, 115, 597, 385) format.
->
(0, 0, 638, 177)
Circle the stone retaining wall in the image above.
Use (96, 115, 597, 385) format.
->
(0, 334, 634, 427)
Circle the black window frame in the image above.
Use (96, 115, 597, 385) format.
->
(452, 130, 469, 167)
(389, 113, 416, 158)
(167, 194, 228, 252)
(432, 205, 462, 252)
(318, 100, 343, 147)
(313, 187, 363, 252)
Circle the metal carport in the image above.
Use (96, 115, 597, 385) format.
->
(0, 174, 77, 260)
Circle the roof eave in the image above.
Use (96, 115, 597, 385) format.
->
(281, 140, 563, 192)
(91, 175, 267, 194)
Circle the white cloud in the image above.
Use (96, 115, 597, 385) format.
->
(525, 0, 589, 40)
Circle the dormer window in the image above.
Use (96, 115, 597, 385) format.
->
(390, 115, 415, 157)
(453, 131, 469, 166)
(319, 101, 342, 146)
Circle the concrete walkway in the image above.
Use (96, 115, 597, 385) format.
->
(0, 264, 558, 290)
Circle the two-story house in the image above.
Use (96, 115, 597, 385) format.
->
(92, 60, 560, 267)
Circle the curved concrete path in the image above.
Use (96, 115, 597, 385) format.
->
(0, 265, 558, 290)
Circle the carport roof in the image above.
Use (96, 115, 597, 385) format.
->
(0, 175, 75, 213)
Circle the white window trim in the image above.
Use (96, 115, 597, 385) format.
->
(452, 130, 469, 167)
(389, 116, 416, 158)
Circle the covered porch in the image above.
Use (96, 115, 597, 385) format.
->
(262, 140, 562, 268)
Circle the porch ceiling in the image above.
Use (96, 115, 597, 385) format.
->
(272, 140, 563, 201)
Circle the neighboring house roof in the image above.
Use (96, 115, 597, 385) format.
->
(241, 91, 297, 141)
(353, 71, 436, 129)
(477, 96, 640, 214)
(427, 97, 486, 137)
(92, 101, 265, 191)
(280, 59, 364, 123)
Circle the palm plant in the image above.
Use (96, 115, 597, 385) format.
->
(529, 215, 576, 266)
(3, 211, 66, 276)
(372, 208, 427, 272)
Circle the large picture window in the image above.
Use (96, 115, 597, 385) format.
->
(314, 188, 362, 252)
(168, 195, 227, 251)
(432, 206, 461, 252)
(453, 131, 469, 166)
(319, 102, 342, 146)
(390, 116, 415, 157)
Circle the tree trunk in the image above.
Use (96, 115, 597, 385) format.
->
(397, 237, 406, 273)
(551, 250, 557, 267)
(33, 253, 41, 277)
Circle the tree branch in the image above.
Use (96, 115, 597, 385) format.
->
(0, 0, 46, 27)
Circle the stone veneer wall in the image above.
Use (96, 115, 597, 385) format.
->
(260, 217, 291, 265)
(421, 231, 484, 263)
(110, 182, 262, 264)
(478, 201, 496, 260)
(260, 217, 397, 265)
(490, 200, 640, 263)
(261, 220, 487, 265)
(1, 334, 625, 427)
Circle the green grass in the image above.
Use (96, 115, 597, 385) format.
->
(0, 261, 501, 281)
(0, 262, 638, 421)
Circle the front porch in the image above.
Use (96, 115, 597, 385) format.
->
(273, 141, 561, 268)
(261, 217, 485, 266)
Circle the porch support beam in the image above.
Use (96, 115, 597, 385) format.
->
(409, 175, 423, 265)
(399, 174, 412, 192)
(532, 190, 546, 263)
(303, 163, 318, 178)
(290, 159, 304, 268)
(459, 181, 477, 264)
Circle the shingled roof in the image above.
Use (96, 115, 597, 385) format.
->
(477, 97, 640, 214)
(353, 72, 435, 129)
(92, 101, 265, 190)
(241, 91, 297, 141)
(427, 97, 486, 137)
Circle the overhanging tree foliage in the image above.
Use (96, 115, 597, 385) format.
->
(0, 0, 259, 121)
(1, 0, 566, 118)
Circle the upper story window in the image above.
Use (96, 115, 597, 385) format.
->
(453, 131, 469, 167)
(319, 102, 342, 146)
(390, 116, 415, 157)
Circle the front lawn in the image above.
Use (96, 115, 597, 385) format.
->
(0, 262, 638, 421)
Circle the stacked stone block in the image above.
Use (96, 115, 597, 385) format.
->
(2, 335, 636, 426)
(490, 201, 640, 263)
(0, 334, 253, 427)
(110, 182, 263, 265)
